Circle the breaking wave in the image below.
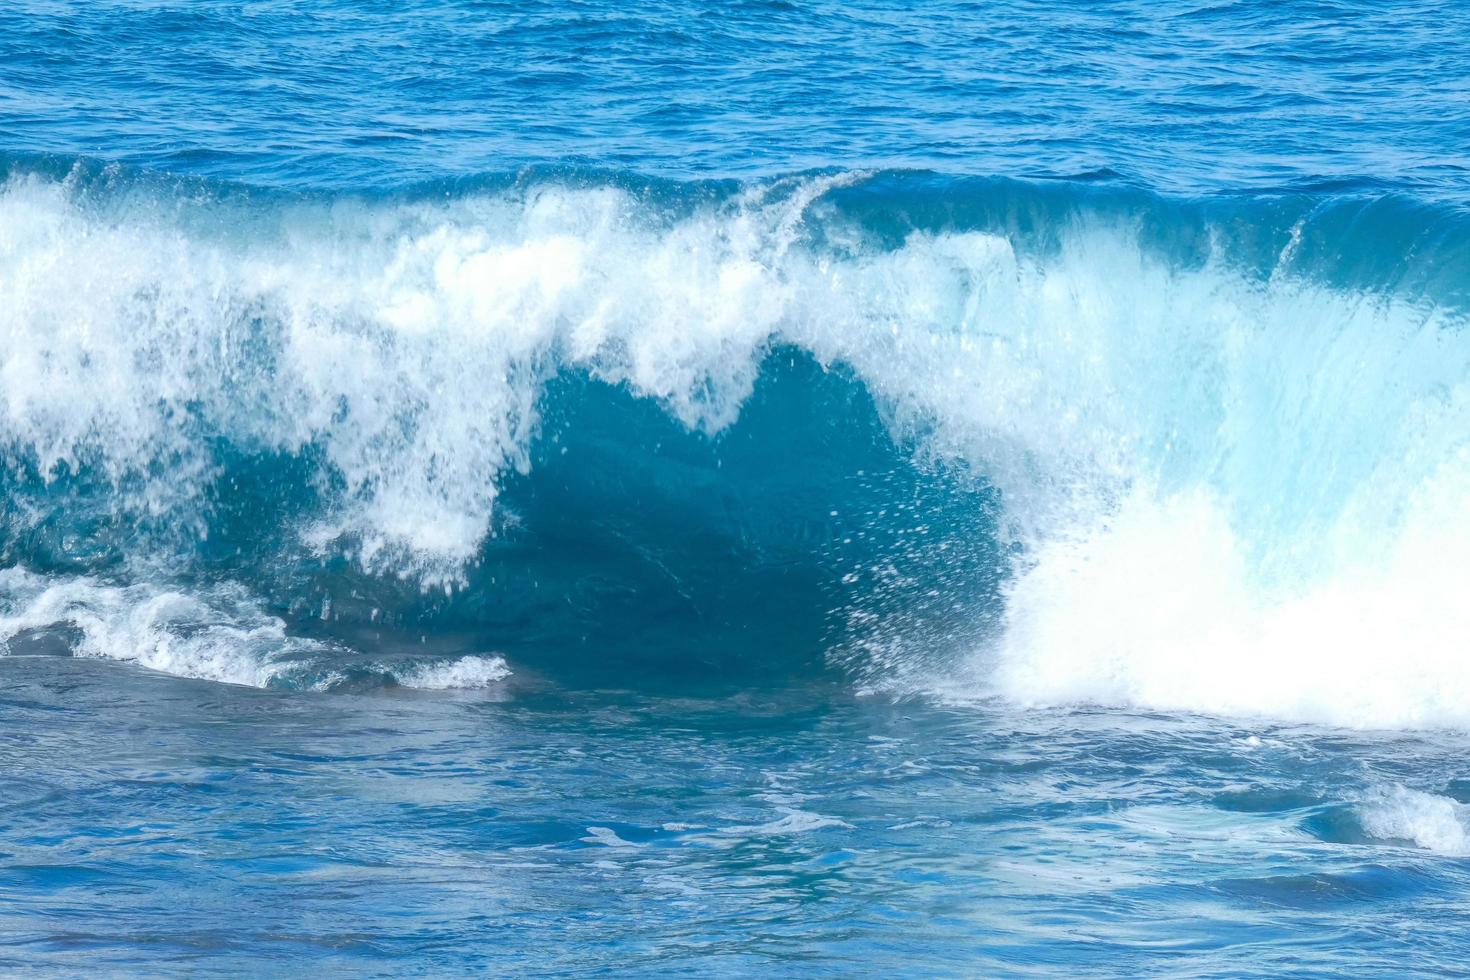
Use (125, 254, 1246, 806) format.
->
(3, 160, 1470, 725)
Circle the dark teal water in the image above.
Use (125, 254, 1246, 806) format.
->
(4, 1, 1470, 974)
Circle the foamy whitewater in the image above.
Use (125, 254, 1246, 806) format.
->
(4, 0, 1470, 974)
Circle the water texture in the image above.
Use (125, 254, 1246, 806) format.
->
(2, 1, 1470, 974)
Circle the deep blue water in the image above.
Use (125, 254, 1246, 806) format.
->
(4, 1, 1470, 974)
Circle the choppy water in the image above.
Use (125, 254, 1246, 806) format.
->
(3, 0, 1470, 974)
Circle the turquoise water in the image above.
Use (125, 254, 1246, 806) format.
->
(3, 1, 1470, 974)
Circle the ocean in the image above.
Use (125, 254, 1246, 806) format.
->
(2, 0, 1470, 974)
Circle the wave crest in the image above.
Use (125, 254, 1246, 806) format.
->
(4, 166, 1470, 725)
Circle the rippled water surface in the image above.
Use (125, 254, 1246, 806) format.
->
(4, 0, 1468, 194)
(7, 657, 1470, 976)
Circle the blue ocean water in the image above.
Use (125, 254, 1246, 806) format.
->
(3, 0, 1470, 974)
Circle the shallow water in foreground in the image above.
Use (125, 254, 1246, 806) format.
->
(4, 655, 1470, 976)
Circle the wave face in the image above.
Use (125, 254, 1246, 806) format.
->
(3, 165, 1470, 725)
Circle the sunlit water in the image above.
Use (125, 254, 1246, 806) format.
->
(3, 0, 1470, 974)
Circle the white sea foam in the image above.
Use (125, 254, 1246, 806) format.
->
(4, 169, 1470, 726)
(0, 567, 514, 691)
(723, 809, 854, 836)
(980, 473, 1470, 729)
(1360, 785, 1470, 855)
(0, 566, 323, 688)
(390, 654, 511, 689)
(582, 826, 645, 848)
